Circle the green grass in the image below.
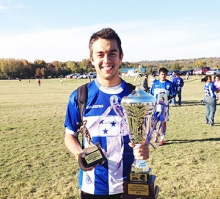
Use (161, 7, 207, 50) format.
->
(0, 77, 220, 199)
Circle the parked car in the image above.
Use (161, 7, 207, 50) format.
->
(72, 73, 82, 79)
(167, 70, 180, 76)
(187, 69, 194, 75)
(87, 72, 96, 78)
(76, 73, 84, 79)
(206, 69, 218, 75)
(193, 67, 211, 75)
(65, 74, 75, 78)
(82, 73, 89, 78)
(179, 70, 188, 76)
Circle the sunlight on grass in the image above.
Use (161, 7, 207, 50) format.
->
(0, 77, 219, 199)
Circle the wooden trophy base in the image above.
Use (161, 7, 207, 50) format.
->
(121, 175, 159, 199)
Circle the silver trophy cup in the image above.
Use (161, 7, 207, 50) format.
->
(121, 87, 159, 198)
(121, 87, 156, 173)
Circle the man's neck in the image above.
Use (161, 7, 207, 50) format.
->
(97, 76, 122, 87)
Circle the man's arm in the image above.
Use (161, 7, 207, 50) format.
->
(64, 133, 83, 156)
(64, 133, 94, 171)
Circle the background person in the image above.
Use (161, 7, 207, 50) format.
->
(186, 71, 189, 82)
(64, 28, 149, 199)
(150, 67, 176, 146)
(169, 72, 175, 105)
(149, 72, 156, 88)
(142, 74, 149, 92)
(213, 74, 220, 101)
(173, 72, 184, 106)
(202, 75, 218, 126)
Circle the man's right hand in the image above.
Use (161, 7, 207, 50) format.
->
(76, 152, 96, 171)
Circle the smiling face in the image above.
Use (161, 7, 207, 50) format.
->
(90, 38, 123, 86)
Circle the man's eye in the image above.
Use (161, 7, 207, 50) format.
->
(110, 53, 117, 56)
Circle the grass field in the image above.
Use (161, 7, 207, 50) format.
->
(0, 76, 220, 199)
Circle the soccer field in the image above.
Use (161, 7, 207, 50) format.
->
(0, 76, 219, 199)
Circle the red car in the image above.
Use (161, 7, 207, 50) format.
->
(193, 67, 211, 75)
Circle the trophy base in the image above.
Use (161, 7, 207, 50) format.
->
(121, 175, 159, 199)
(82, 142, 107, 168)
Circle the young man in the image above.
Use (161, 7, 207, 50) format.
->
(150, 67, 176, 146)
(64, 28, 149, 199)
(142, 74, 149, 92)
(172, 72, 184, 106)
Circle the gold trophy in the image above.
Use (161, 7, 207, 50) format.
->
(120, 70, 159, 198)
(77, 120, 107, 168)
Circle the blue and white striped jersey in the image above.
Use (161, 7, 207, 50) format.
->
(204, 82, 217, 98)
(64, 79, 134, 195)
(150, 79, 176, 105)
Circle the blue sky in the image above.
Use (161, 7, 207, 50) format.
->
(0, 0, 220, 62)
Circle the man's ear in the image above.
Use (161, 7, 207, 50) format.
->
(90, 56, 94, 64)
(120, 52, 124, 61)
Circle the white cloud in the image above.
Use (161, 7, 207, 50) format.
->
(0, 20, 219, 62)
(0, 4, 6, 9)
(0, 0, 25, 10)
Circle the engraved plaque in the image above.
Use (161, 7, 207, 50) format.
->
(128, 184, 149, 196)
(82, 143, 107, 168)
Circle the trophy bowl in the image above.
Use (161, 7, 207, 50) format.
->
(121, 87, 159, 199)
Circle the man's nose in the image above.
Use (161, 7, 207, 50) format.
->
(103, 54, 110, 63)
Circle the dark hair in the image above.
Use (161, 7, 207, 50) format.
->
(159, 67, 168, 74)
(89, 28, 123, 58)
(201, 75, 212, 82)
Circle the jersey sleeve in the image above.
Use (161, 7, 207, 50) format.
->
(150, 81, 155, 96)
(212, 84, 218, 92)
(64, 90, 81, 137)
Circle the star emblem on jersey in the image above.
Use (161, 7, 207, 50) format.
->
(111, 121, 116, 126)
(103, 128, 108, 134)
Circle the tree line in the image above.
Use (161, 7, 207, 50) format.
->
(0, 57, 219, 79)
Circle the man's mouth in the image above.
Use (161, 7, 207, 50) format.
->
(102, 65, 113, 72)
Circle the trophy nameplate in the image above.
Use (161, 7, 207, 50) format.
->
(122, 175, 159, 199)
(82, 142, 107, 168)
(130, 168, 151, 182)
(77, 121, 107, 168)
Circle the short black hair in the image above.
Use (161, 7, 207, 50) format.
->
(159, 67, 168, 74)
(201, 75, 212, 82)
(89, 28, 123, 58)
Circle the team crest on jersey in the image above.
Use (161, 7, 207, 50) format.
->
(85, 174, 92, 184)
(166, 85, 170, 89)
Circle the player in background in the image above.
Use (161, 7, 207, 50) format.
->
(202, 75, 218, 126)
(150, 67, 176, 146)
(172, 72, 184, 106)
